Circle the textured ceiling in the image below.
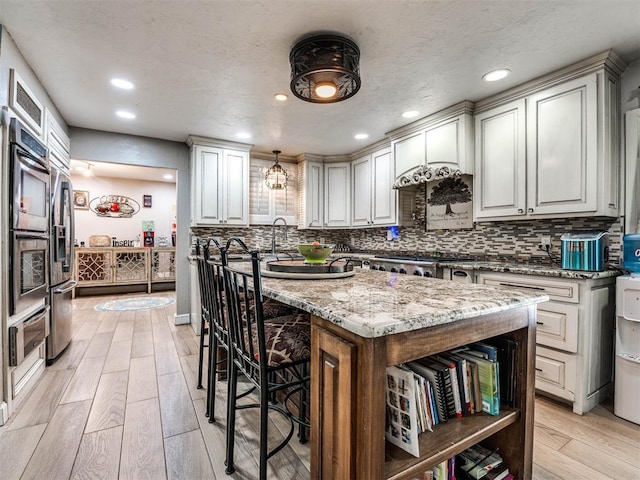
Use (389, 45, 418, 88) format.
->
(1, 0, 639, 157)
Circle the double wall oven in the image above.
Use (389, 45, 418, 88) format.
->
(8, 118, 50, 368)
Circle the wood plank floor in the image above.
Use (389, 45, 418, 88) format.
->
(0, 291, 638, 479)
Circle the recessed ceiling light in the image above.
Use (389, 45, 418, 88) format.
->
(163, 174, 173, 180)
(274, 93, 288, 101)
(236, 132, 252, 139)
(354, 133, 369, 140)
(482, 69, 511, 82)
(116, 110, 136, 119)
(75, 165, 86, 172)
(111, 78, 134, 89)
(402, 110, 419, 118)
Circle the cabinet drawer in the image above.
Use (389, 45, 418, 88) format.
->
(477, 273, 579, 303)
(536, 302, 579, 352)
(535, 346, 576, 401)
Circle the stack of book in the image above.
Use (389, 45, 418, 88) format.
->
(456, 444, 513, 480)
(409, 456, 456, 480)
(385, 339, 518, 456)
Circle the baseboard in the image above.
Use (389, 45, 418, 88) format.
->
(174, 313, 191, 325)
(0, 402, 8, 426)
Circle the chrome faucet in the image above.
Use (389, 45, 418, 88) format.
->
(271, 217, 288, 255)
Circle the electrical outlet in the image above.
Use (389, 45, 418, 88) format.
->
(538, 235, 551, 250)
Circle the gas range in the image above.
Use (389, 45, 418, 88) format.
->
(368, 255, 473, 277)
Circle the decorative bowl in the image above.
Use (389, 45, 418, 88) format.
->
(297, 244, 335, 264)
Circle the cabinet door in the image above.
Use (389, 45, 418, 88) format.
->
(113, 250, 148, 283)
(351, 155, 372, 226)
(76, 250, 112, 284)
(526, 74, 597, 215)
(425, 114, 473, 173)
(371, 148, 396, 225)
(474, 99, 526, 219)
(393, 131, 424, 179)
(324, 162, 351, 228)
(222, 149, 248, 225)
(300, 161, 324, 228)
(192, 145, 222, 225)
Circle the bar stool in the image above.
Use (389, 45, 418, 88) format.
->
(221, 237, 311, 480)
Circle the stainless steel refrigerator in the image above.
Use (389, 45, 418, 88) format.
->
(48, 163, 76, 361)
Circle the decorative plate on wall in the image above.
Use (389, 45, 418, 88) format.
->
(90, 194, 140, 218)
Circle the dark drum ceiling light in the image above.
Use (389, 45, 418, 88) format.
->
(265, 150, 288, 190)
(290, 33, 361, 103)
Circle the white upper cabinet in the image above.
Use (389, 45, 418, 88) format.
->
(249, 158, 297, 225)
(390, 101, 474, 183)
(352, 147, 396, 227)
(474, 53, 623, 221)
(324, 162, 351, 228)
(297, 159, 324, 229)
(526, 74, 598, 216)
(474, 99, 527, 219)
(45, 109, 71, 171)
(189, 137, 250, 226)
(393, 132, 424, 179)
(425, 113, 474, 173)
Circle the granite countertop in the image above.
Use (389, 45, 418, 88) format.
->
(233, 266, 548, 338)
(436, 260, 622, 279)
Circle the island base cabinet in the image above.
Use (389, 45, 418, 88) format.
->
(310, 306, 537, 480)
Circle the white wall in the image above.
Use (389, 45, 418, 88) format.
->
(71, 174, 177, 246)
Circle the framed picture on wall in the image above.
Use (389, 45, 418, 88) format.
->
(73, 190, 89, 209)
(143, 194, 152, 208)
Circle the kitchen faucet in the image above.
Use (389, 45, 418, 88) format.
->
(271, 217, 288, 255)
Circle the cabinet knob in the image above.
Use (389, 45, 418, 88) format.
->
(517, 209, 524, 214)
(528, 208, 534, 213)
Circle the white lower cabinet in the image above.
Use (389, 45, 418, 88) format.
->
(476, 271, 616, 414)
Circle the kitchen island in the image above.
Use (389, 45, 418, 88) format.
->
(246, 267, 549, 479)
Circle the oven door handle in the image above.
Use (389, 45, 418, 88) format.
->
(25, 305, 50, 324)
(52, 280, 78, 294)
(14, 232, 49, 240)
(16, 146, 50, 175)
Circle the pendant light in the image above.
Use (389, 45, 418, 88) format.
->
(265, 150, 288, 190)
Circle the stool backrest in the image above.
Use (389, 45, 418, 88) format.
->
(204, 238, 229, 345)
(221, 237, 268, 382)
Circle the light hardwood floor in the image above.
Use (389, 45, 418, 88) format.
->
(0, 292, 638, 479)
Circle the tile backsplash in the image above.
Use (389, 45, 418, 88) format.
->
(192, 216, 622, 265)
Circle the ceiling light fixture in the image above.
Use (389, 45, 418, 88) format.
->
(354, 133, 369, 140)
(482, 68, 511, 82)
(290, 33, 361, 103)
(116, 110, 136, 119)
(236, 132, 252, 139)
(274, 93, 288, 101)
(163, 174, 173, 180)
(265, 150, 288, 190)
(111, 78, 134, 89)
(402, 110, 419, 118)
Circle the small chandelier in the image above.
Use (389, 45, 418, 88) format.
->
(289, 33, 361, 103)
(265, 150, 288, 190)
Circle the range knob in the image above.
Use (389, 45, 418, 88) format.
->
(390, 267, 398, 273)
(413, 270, 423, 276)
(399, 268, 407, 274)
(370, 265, 378, 271)
(424, 271, 433, 278)
(378, 266, 386, 272)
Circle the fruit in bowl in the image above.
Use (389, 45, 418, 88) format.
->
(297, 243, 334, 264)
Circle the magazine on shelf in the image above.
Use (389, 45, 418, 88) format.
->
(456, 352, 500, 415)
(488, 338, 519, 408)
(456, 444, 503, 479)
(407, 361, 448, 424)
(431, 355, 464, 417)
(385, 365, 420, 457)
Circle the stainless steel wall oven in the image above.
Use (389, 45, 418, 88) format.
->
(10, 118, 50, 233)
(11, 232, 49, 316)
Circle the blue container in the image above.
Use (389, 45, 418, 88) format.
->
(560, 232, 609, 272)
(623, 234, 640, 273)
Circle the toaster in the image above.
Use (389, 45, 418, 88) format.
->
(560, 232, 609, 272)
